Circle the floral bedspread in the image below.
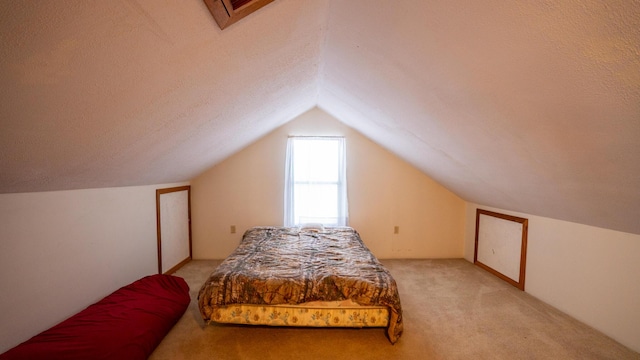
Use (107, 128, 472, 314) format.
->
(197, 226, 403, 343)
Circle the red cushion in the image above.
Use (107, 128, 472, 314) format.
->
(0, 274, 190, 360)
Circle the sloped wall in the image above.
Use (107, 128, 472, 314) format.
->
(192, 107, 466, 259)
(465, 203, 640, 353)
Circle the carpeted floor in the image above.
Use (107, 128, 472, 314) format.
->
(150, 259, 639, 359)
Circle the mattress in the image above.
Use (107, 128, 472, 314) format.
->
(198, 226, 403, 343)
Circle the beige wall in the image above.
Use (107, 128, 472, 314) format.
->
(0, 182, 187, 353)
(464, 203, 640, 353)
(192, 107, 466, 259)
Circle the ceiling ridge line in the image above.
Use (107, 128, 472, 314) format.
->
(314, 0, 333, 105)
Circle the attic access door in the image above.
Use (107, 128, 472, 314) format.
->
(156, 186, 192, 274)
(474, 209, 528, 290)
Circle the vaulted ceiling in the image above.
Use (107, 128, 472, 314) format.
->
(1, 0, 639, 235)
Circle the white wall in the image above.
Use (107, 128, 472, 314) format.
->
(465, 203, 640, 353)
(0, 182, 187, 353)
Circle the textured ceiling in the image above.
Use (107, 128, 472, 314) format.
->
(1, 0, 639, 235)
(0, 0, 326, 190)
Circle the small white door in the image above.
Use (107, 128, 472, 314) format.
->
(474, 209, 528, 290)
(156, 186, 191, 274)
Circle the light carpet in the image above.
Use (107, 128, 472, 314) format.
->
(150, 259, 639, 359)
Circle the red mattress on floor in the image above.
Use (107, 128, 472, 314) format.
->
(0, 274, 190, 360)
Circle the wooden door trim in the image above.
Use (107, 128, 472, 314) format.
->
(474, 209, 528, 291)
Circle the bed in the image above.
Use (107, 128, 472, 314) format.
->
(197, 226, 403, 343)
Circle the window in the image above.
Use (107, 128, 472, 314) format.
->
(284, 137, 348, 227)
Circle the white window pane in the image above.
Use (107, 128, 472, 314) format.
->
(293, 139, 339, 182)
(294, 184, 338, 224)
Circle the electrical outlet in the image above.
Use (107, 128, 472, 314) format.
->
(394, 226, 399, 234)
(230, 225, 236, 234)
